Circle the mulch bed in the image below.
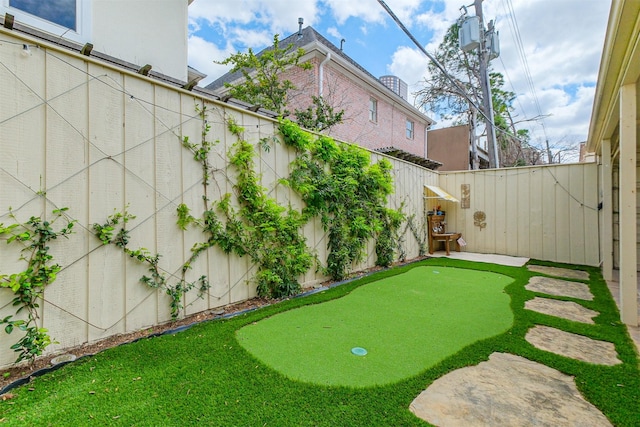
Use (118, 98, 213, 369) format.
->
(0, 297, 271, 393)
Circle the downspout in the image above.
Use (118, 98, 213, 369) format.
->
(318, 51, 331, 97)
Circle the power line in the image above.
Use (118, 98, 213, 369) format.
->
(376, 0, 533, 160)
(500, 0, 550, 148)
(375, 0, 492, 127)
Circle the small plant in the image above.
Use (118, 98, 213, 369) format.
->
(375, 206, 405, 267)
(182, 104, 218, 191)
(93, 104, 223, 320)
(294, 95, 344, 132)
(0, 207, 75, 364)
(93, 206, 136, 247)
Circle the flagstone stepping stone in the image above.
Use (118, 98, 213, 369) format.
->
(527, 265, 590, 281)
(526, 276, 593, 301)
(525, 325, 621, 366)
(525, 297, 599, 324)
(410, 352, 612, 426)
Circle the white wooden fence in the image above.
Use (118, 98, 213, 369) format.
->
(0, 30, 599, 369)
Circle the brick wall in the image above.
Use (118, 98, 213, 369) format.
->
(285, 59, 428, 158)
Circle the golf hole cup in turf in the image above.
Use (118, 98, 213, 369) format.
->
(351, 347, 368, 356)
(235, 266, 513, 387)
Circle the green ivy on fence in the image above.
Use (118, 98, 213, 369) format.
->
(279, 119, 404, 280)
(1, 108, 409, 366)
(215, 118, 314, 298)
(0, 208, 75, 364)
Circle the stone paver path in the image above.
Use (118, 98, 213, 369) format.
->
(525, 276, 593, 300)
(409, 267, 623, 425)
(525, 297, 599, 324)
(527, 265, 590, 280)
(410, 352, 612, 426)
(525, 325, 621, 366)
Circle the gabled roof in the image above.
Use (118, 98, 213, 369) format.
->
(206, 26, 431, 123)
(207, 26, 343, 92)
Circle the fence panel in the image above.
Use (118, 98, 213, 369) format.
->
(0, 31, 599, 369)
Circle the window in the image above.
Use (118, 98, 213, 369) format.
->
(2, 0, 91, 43)
(406, 119, 414, 139)
(369, 98, 377, 123)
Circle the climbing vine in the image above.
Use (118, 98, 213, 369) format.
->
(0, 208, 75, 364)
(93, 103, 223, 320)
(94, 206, 211, 321)
(376, 206, 405, 266)
(405, 213, 429, 257)
(217, 118, 314, 298)
(93, 110, 403, 318)
(279, 119, 403, 280)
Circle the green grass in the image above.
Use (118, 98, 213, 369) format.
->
(237, 266, 513, 387)
(1, 258, 639, 426)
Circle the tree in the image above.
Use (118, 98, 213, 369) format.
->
(216, 34, 312, 116)
(217, 35, 345, 132)
(414, 23, 543, 167)
(293, 95, 345, 132)
(415, 24, 482, 124)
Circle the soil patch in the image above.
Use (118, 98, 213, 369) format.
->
(0, 297, 270, 392)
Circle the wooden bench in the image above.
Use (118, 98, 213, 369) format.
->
(428, 214, 462, 256)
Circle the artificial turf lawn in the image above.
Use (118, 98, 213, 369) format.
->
(236, 266, 514, 387)
(0, 258, 639, 426)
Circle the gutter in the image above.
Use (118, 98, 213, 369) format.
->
(318, 51, 331, 97)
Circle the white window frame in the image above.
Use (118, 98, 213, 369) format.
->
(1, 0, 92, 44)
(369, 97, 378, 123)
(406, 119, 414, 139)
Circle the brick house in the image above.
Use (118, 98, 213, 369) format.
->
(207, 26, 440, 169)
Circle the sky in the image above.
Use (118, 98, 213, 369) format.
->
(187, 0, 612, 160)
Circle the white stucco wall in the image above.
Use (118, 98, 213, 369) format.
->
(92, 0, 189, 81)
(1, 1, 190, 81)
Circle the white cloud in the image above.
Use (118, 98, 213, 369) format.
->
(387, 46, 430, 90)
(229, 28, 273, 48)
(189, 0, 321, 40)
(486, 0, 609, 144)
(321, 0, 423, 26)
(187, 35, 234, 87)
(327, 26, 342, 39)
(385, 0, 609, 149)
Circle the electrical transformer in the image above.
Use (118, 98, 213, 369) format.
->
(487, 30, 500, 60)
(459, 16, 480, 53)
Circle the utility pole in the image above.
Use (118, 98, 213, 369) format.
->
(470, 107, 480, 169)
(474, 0, 500, 168)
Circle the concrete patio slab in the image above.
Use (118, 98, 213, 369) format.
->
(526, 276, 594, 301)
(525, 325, 621, 366)
(527, 265, 590, 281)
(525, 297, 599, 324)
(410, 352, 612, 427)
(428, 251, 529, 267)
